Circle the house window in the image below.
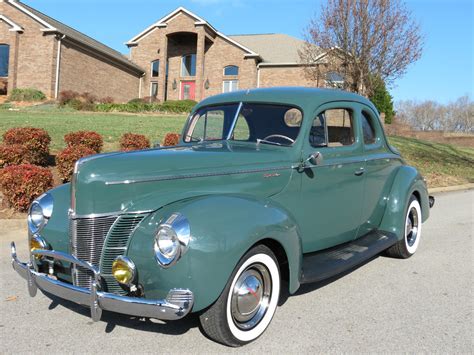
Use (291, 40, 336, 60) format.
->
(325, 72, 344, 88)
(223, 80, 238, 93)
(151, 60, 159, 77)
(151, 82, 158, 98)
(224, 65, 239, 76)
(181, 54, 196, 77)
(0, 44, 9, 77)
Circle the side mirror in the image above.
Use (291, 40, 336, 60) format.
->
(307, 151, 323, 166)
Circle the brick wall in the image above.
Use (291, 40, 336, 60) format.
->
(0, 1, 56, 97)
(258, 66, 319, 88)
(59, 40, 140, 102)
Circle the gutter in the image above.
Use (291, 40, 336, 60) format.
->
(54, 34, 66, 99)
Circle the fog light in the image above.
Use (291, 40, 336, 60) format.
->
(112, 256, 136, 286)
(29, 235, 47, 259)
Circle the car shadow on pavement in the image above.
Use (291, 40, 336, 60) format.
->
(42, 291, 201, 335)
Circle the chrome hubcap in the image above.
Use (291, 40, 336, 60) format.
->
(231, 263, 272, 330)
(406, 206, 419, 247)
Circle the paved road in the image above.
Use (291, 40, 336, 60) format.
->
(0, 190, 472, 353)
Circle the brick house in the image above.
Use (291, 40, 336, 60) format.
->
(0, 0, 143, 101)
(1, 3, 332, 102)
(127, 7, 320, 102)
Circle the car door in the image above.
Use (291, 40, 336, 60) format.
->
(298, 102, 366, 252)
(356, 107, 403, 237)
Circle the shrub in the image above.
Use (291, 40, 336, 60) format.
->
(162, 133, 180, 146)
(8, 88, 46, 102)
(64, 131, 103, 153)
(95, 99, 197, 114)
(128, 98, 146, 104)
(0, 164, 53, 212)
(99, 96, 114, 104)
(56, 145, 96, 182)
(0, 144, 28, 167)
(2, 127, 51, 166)
(160, 100, 197, 113)
(58, 91, 97, 111)
(119, 133, 151, 151)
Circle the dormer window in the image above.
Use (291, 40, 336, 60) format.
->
(224, 65, 239, 76)
(151, 60, 159, 77)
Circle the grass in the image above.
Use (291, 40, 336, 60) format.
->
(0, 108, 473, 188)
(389, 136, 474, 187)
(0, 109, 187, 152)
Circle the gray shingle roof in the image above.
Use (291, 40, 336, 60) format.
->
(229, 33, 309, 64)
(19, 2, 144, 74)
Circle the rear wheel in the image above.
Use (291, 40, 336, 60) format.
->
(386, 195, 422, 258)
(199, 245, 280, 347)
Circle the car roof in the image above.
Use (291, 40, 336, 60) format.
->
(196, 87, 378, 113)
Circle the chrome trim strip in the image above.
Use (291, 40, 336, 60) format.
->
(105, 166, 292, 185)
(293, 155, 402, 170)
(226, 101, 243, 140)
(11, 242, 194, 321)
(69, 210, 152, 220)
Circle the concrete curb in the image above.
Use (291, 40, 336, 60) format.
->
(429, 183, 474, 194)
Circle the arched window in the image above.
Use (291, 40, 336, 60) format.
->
(151, 60, 159, 77)
(181, 54, 196, 77)
(325, 72, 344, 88)
(0, 44, 10, 77)
(224, 65, 239, 76)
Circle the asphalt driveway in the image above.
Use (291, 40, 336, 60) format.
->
(0, 190, 472, 353)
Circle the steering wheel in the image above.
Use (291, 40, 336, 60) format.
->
(263, 134, 295, 144)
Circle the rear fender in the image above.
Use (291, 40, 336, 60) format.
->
(379, 165, 430, 239)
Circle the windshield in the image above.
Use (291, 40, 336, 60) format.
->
(183, 103, 303, 146)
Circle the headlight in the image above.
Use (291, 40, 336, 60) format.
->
(28, 193, 53, 233)
(154, 213, 190, 268)
(112, 256, 136, 286)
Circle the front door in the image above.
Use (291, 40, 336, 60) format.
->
(181, 81, 195, 100)
(298, 102, 366, 252)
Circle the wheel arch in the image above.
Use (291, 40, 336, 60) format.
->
(379, 165, 430, 240)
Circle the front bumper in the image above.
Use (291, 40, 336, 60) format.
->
(10, 242, 193, 322)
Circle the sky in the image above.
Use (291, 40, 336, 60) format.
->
(21, 0, 474, 104)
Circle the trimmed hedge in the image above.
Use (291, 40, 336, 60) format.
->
(2, 127, 51, 166)
(56, 145, 96, 182)
(162, 133, 180, 146)
(0, 164, 53, 212)
(8, 88, 46, 102)
(0, 144, 28, 167)
(96, 99, 197, 114)
(120, 133, 150, 151)
(64, 131, 103, 153)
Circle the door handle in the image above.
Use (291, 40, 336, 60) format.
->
(354, 167, 365, 176)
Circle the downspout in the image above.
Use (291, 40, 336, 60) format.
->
(54, 34, 66, 99)
(138, 73, 145, 99)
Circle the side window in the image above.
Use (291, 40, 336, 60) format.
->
(309, 113, 326, 147)
(310, 108, 354, 147)
(361, 111, 376, 144)
(232, 114, 250, 141)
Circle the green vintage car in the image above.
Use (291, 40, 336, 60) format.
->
(11, 87, 434, 346)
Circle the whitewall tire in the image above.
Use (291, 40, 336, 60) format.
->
(199, 245, 280, 347)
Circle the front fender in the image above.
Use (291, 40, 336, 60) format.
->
(127, 194, 302, 312)
(379, 165, 430, 239)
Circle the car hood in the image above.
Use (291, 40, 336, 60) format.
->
(72, 142, 296, 215)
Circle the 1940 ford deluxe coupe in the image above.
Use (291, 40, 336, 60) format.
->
(11, 88, 434, 346)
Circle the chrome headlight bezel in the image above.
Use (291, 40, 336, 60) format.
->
(27, 193, 53, 234)
(112, 256, 137, 286)
(154, 213, 190, 268)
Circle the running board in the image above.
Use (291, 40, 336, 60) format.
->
(300, 231, 398, 284)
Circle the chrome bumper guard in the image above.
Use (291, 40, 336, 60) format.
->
(10, 242, 193, 322)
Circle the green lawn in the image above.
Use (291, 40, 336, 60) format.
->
(0, 108, 187, 152)
(1, 108, 473, 188)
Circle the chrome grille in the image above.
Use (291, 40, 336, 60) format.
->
(100, 215, 145, 295)
(70, 216, 117, 290)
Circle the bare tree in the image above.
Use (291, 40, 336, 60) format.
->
(396, 96, 474, 133)
(300, 0, 423, 96)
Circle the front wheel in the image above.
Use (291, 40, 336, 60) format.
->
(386, 195, 422, 258)
(199, 245, 280, 347)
